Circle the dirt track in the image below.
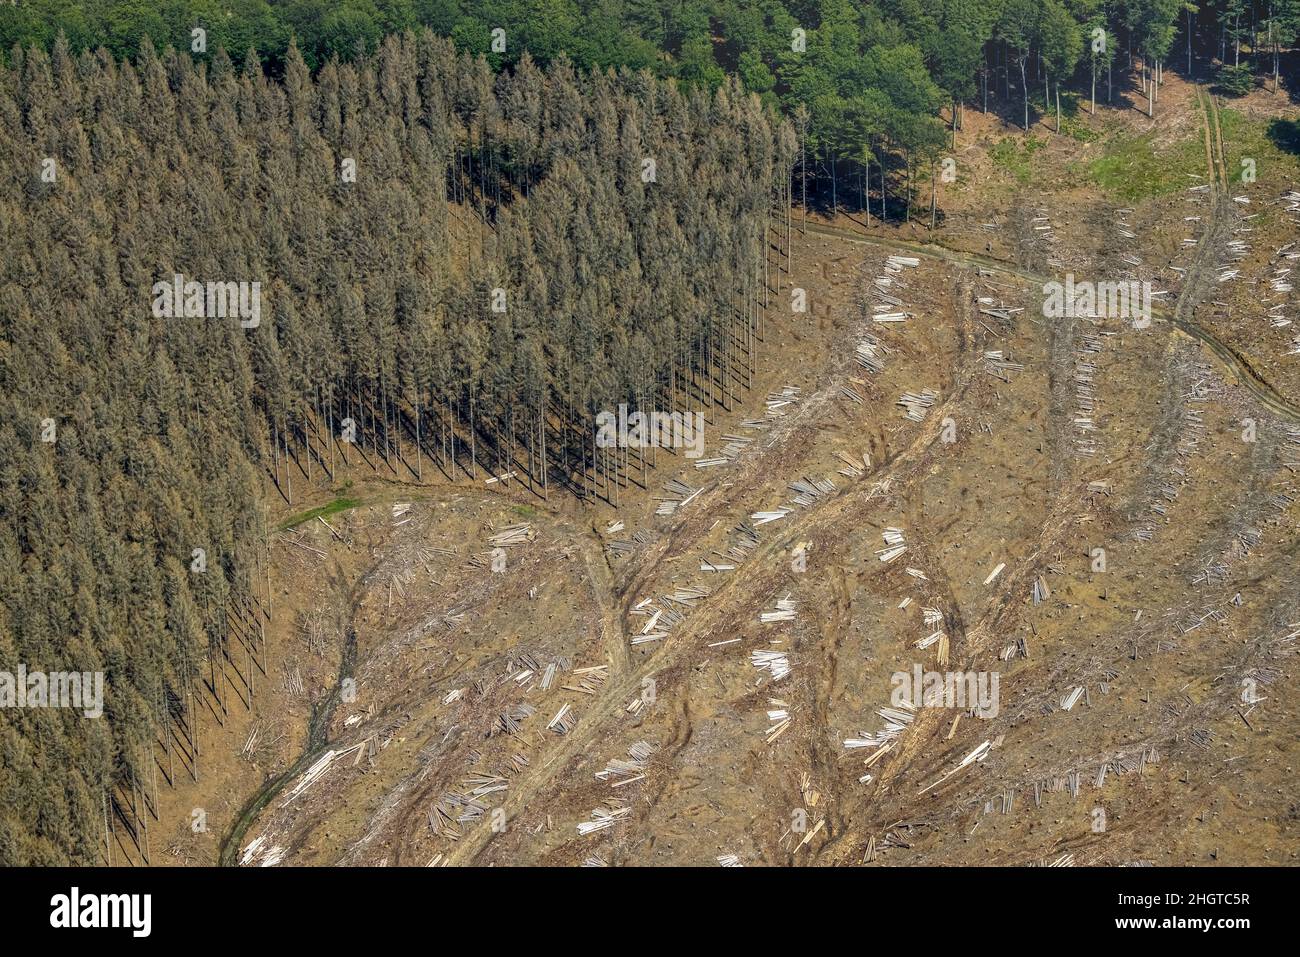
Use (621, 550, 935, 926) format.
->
(159, 75, 1300, 870)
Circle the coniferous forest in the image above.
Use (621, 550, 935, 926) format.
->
(5, 3, 1300, 212)
(0, 30, 791, 864)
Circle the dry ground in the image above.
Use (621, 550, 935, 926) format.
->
(153, 68, 1300, 868)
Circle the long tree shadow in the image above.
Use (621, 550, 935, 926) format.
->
(1267, 116, 1300, 156)
(1281, 48, 1300, 107)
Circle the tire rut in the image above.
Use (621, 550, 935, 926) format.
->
(803, 219, 1300, 424)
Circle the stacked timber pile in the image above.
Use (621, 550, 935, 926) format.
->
(977, 297, 1022, 325)
(854, 335, 889, 374)
(627, 589, 708, 645)
(751, 506, 792, 526)
(487, 523, 536, 548)
(897, 389, 938, 422)
(577, 801, 630, 836)
(656, 478, 702, 515)
(788, 475, 836, 506)
(750, 649, 792, 681)
(759, 597, 797, 623)
(606, 528, 653, 556)
(836, 450, 871, 478)
(595, 741, 655, 788)
(843, 702, 917, 783)
(765, 698, 792, 743)
(983, 350, 1025, 381)
(764, 385, 802, 418)
(713, 521, 760, 567)
(877, 527, 907, 563)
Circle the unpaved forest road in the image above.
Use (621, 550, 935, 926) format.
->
(1163, 87, 1300, 419)
(438, 319, 985, 865)
(217, 560, 363, 866)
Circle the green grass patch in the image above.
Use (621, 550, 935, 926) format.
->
(1218, 108, 1300, 187)
(278, 496, 362, 531)
(1027, 90, 1100, 143)
(989, 136, 1045, 184)
(1059, 110, 1102, 144)
(512, 503, 538, 520)
(1086, 132, 1202, 202)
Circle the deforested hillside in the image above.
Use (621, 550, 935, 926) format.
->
(0, 30, 791, 864)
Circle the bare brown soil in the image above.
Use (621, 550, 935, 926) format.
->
(154, 72, 1300, 868)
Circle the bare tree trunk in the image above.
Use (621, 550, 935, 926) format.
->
(1021, 57, 1029, 130)
(930, 165, 937, 229)
(861, 159, 871, 227)
(879, 145, 887, 222)
(800, 143, 807, 234)
(905, 154, 912, 224)
(828, 145, 837, 216)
